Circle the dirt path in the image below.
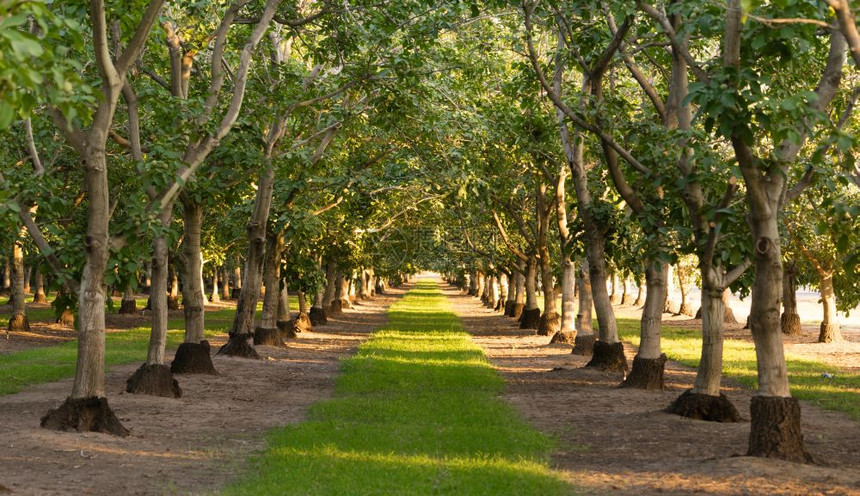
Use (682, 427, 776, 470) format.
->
(447, 284, 860, 496)
(0, 288, 403, 495)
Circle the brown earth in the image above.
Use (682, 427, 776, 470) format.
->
(448, 284, 860, 496)
(0, 288, 403, 495)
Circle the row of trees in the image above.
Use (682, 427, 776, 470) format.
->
(0, 0, 857, 464)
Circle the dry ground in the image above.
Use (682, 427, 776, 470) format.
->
(0, 288, 404, 495)
(449, 285, 860, 496)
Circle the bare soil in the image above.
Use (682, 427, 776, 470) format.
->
(448, 285, 860, 496)
(0, 288, 403, 495)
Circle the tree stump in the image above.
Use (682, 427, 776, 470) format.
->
(781, 313, 802, 336)
(119, 298, 137, 315)
(57, 309, 75, 328)
(536, 312, 560, 336)
(126, 363, 182, 398)
(218, 334, 260, 359)
(277, 320, 297, 339)
(294, 313, 313, 333)
(170, 341, 218, 375)
(519, 308, 540, 330)
(622, 354, 667, 390)
(254, 326, 286, 348)
(549, 330, 576, 344)
(309, 307, 327, 326)
(748, 396, 812, 463)
(8, 313, 29, 334)
(41, 397, 129, 436)
(571, 334, 595, 356)
(585, 341, 627, 372)
(666, 389, 741, 422)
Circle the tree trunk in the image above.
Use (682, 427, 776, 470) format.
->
(573, 258, 595, 355)
(255, 233, 285, 347)
(119, 286, 137, 315)
(781, 261, 801, 336)
(33, 265, 47, 303)
(818, 272, 842, 343)
(633, 278, 645, 307)
(221, 267, 231, 301)
(23, 265, 31, 295)
(677, 268, 693, 316)
(322, 257, 337, 310)
(8, 237, 29, 334)
(623, 261, 667, 389)
(146, 207, 173, 365)
(219, 161, 276, 358)
(559, 259, 576, 333)
(664, 264, 679, 314)
(2, 258, 10, 289)
(277, 278, 292, 337)
(41, 150, 129, 435)
(537, 256, 559, 336)
(513, 263, 525, 318)
(609, 271, 619, 304)
(210, 268, 221, 303)
(520, 256, 540, 330)
(180, 196, 206, 344)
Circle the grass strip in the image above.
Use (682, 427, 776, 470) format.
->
(221, 280, 571, 496)
(617, 319, 860, 420)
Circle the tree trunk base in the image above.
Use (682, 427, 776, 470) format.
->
(676, 303, 694, 317)
(329, 300, 343, 316)
(503, 301, 515, 317)
(231, 288, 241, 299)
(781, 313, 802, 336)
(8, 313, 29, 334)
(585, 341, 627, 372)
(41, 397, 129, 436)
(57, 309, 74, 328)
(254, 327, 286, 348)
(610, 295, 620, 305)
(277, 320, 297, 339)
(748, 396, 812, 463)
(119, 299, 137, 315)
(666, 390, 741, 422)
(309, 307, 327, 326)
(170, 341, 218, 375)
(743, 315, 750, 329)
(218, 334, 260, 359)
(536, 312, 560, 336)
(621, 294, 633, 305)
(32, 293, 47, 304)
(549, 330, 576, 344)
(340, 298, 352, 310)
(512, 303, 525, 319)
(126, 363, 182, 398)
(167, 295, 180, 311)
(622, 354, 667, 390)
(817, 322, 842, 343)
(494, 299, 503, 312)
(294, 313, 313, 333)
(572, 333, 595, 355)
(633, 297, 644, 307)
(519, 308, 540, 330)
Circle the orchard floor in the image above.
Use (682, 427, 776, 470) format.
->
(450, 285, 860, 496)
(0, 289, 403, 495)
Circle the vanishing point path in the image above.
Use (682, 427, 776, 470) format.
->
(222, 274, 571, 494)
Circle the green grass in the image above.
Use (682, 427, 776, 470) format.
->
(617, 319, 860, 420)
(221, 282, 572, 496)
(0, 312, 235, 397)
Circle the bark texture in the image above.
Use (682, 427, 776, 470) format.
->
(41, 397, 129, 436)
(126, 363, 182, 398)
(170, 340, 217, 375)
(747, 396, 812, 463)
